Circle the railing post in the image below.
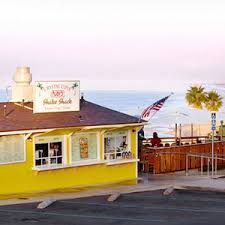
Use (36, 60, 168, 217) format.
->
(201, 156, 203, 176)
(215, 153, 217, 175)
(186, 154, 188, 176)
(207, 157, 210, 177)
(221, 120, 223, 141)
(179, 123, 182, 146)
(212, 129, 215, 178)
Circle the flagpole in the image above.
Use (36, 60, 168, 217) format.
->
(148, 110, 158, 121)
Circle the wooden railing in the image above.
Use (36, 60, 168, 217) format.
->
(140, 141, 225, 174)
(143, 136, 223, 146)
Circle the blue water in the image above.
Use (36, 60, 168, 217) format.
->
(1, 89, 225, 137)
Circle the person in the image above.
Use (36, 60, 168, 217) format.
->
(138, 128, 145, 171)
(138, 128, 145, 157)
(49, 143, 55, 157)
(120, 136, 127, 149)
(151, 132, 161, 147)
(50, 144, 57, 164)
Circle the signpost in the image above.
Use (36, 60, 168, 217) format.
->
(211, 112, 216, 177)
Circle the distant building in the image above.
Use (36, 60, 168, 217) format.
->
(0, 67, 144, 195)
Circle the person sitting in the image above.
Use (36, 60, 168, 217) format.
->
(151, 132, 161, 147)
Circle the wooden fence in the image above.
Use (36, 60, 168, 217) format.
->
(140, 141, 225, 174)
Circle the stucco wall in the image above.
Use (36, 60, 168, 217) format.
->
(0, 127, 138, 195)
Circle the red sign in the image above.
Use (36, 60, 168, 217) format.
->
(51, 90, 65, 98)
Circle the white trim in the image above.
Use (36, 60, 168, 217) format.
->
(32, 160, 105, 171)
(0, 160, 26, 166)
(33, 135, 65, 169)
(106, 159, 139, 166)
(103, 129, 131, 161)
(102, 131, 104, 160)
(81, 123, 147, 130)
(97, 131, 101, 161)
(69, 134, 72, 164)
(63, 135, 67, 164)
(128, 129, 131, 153)
(68, 130, 76, 163)
(33, 135, 35, 167)
(100, 129, 107, 135)
(25, 133, 33, 140)
(23, 134, 27, 164)
(71, 160, 104, 167)
(0, 123, 146, 136)
(68, 132, 74, 138)
(32, 159, 139, 171)
(0, 129, 54, 136)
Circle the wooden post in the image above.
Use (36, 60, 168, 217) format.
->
(191, 123, 193, 144)
(175, 123, 178, 145)
(221, 120, 224, 141)
(179, 123, 182, 146)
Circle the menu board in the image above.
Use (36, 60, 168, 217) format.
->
(71, 133, 97, 162)
(79, 137, 88, 159)
(0, 135, 24, 164)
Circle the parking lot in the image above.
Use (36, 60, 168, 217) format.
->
(1, 189, 225, 225)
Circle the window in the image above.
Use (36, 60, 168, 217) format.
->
(0, 135, 25, 164)
(104, 130, 133, 160)
(71, 133, 98, 162)
(34, 136, 64, 167)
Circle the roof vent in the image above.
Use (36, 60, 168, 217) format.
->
(11, 66, 33, 102)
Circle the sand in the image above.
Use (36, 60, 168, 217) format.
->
(171, 121, 223, 137)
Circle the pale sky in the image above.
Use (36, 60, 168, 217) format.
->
(0, 0, 225, 91)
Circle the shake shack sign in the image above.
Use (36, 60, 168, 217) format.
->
(34, 81, 80, 113)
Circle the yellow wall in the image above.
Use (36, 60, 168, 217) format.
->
(0, 127, 138, 195)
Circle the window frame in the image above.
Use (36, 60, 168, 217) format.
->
(33, 135, 65, 169)
(70, 131, 100, 164)
(0, 134, 26, 165)
(103, 130, 131, 161)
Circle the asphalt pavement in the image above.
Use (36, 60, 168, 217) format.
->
(1, 189, 225, 225)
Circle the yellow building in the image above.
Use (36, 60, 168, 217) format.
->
(0, 67, 144, 195)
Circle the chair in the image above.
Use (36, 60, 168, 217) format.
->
(139, 150, 155, 173)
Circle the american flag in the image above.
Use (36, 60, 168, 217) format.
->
(140, 95, 171, 121)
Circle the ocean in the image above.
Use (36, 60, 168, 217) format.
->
(84, 90, 225, 137)
(1, 89, 224, 137)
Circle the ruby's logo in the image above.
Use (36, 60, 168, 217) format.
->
(51, 90, 65, 98)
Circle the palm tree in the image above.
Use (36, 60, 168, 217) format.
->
(185, 86, 223, 112)
(186, 86, 223, 177)
(185, 86, 206, 109)
(204, 90, 223, 112)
